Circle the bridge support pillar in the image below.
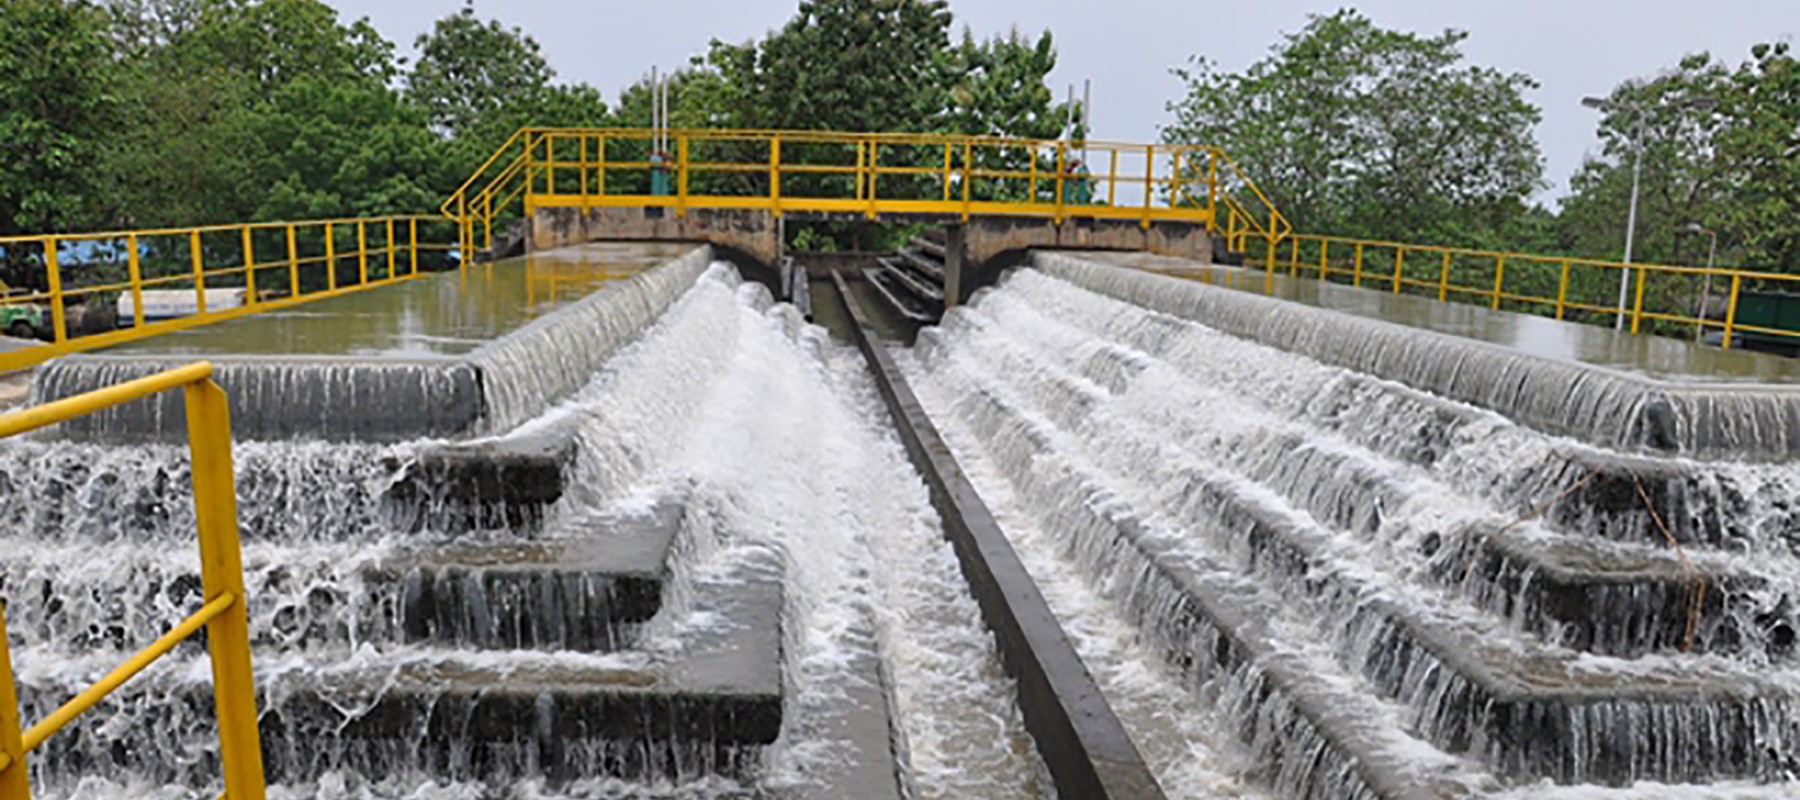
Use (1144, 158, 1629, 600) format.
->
(944, 223, 967, 308)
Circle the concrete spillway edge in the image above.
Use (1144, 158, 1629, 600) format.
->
(830, 272, 1167, 800)
(1034, 251, 1800, 462)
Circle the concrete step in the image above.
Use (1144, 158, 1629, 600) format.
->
(17, 551, 786, 791)
(368, 496, 685, 651)
(382, 431, 574, 533)
(910, 236, 946, 260)
(875, 257, 944, 302)
(897, 247, 945, 281)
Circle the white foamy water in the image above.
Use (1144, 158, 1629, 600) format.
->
(1, 263, 1043, 800)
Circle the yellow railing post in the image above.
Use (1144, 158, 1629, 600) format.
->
(286, 225, 300, 298)
(190, 230, 208, 315)
(1055, 141, 1067, 224)
(1438, 251, 1451, 302)
(1028, 142, 1039, 204)
(1207, 149, 1219, 227)
(0, 604, 28, 800)
(126, 233, 145, 332)
(1722, 274, 1742, 350)
(325, 223, 338, 291)
(183, 377, 266, 800)
(1319, 239, 1330, 281)
(596, 133, 608, 196)
(44, 239, 66, 344)
(1289, 236, 1300, 278)
(1141, 145, 1154, 229)
(1108, 148, 1119, 207)
(1353, 242, 1364, 287)
(942, 142, 952, 202)
(386, 218, 397, 281)
(676, 133, 689, 218)
(1556, 259, 1572, 320)
(770, 134, 783, 217)
(356, 220, 369, 285)
(1491, 256, 1507, 310)
(1393, 247, 1406, 294)
(241, 227, 257, 306)
(546, 134, 556, 196)
(1630, 265, 1649, 335)
(409, 218, 419, 276)
(866, 140, 880, 219)
(961, 141, 973, 221)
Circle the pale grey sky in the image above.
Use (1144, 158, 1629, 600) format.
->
(326, 0, 1796, 202)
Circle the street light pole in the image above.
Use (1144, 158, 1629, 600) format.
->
(1618, 112, 1646, 331)
(1582, 94, 1715, 332)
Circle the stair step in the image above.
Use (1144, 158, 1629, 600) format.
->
(862, 269, 936, 323)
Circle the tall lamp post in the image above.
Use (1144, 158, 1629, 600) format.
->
(1581, 95, 1716, 331)
(1679, 222, 1719, 343)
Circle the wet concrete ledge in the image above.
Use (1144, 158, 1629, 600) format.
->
(28, 245, 713, 443)
(1035, 251, 1800, 462)
(830, 271, 1167, 800)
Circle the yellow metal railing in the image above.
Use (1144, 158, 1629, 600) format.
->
(441, 127, 1292, 263)
(0, 215, 461, 373)
(1235, 234, 1800, 349)
(0, 362, 263, 799)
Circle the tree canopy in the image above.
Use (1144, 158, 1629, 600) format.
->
(1164, 10, 1545, 245)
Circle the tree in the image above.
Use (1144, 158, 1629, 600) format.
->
(941, 29, 1067, 140)
(407, 2, 555, 139)
(1164, 10, 1545, 243)
(0, 0, 117, 243)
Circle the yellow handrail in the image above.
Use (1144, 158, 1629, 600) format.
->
(0, 362, 265, 800)
(0, 214, 458, 373)
(1236, 232, 1800, 348)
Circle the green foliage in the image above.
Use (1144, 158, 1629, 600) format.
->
(0, 0, 116, 237)
(1164, 10, 1545, 243)
(407, 2, 554, 139)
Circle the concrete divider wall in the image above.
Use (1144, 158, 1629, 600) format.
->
(31, 246, 714, 443)
(1034, 251, 1800, 462)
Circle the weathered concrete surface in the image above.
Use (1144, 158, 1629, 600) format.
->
(831, 271, 1167, 800)
(383, 430, 575, 532)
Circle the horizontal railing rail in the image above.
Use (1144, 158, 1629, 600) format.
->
(0, 214, 461, 373)
(0, 361, 264, 800)
(442, 127, 1294, 263)
(1236, 233, 1800, 349)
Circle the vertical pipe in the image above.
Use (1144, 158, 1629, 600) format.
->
(409, 218, 419, 276)
(1491, 256, 1507, 310)
(1319, 239, 1329, 281)
(1081, 78, 1091, 164)
(1722, 274, 1742, 350)
(676, 133, 689, 217)
(183, 378, 266, 800)
(867, 140, 880, 218)
(127, 233, 146, 330)
(285, 226, 299, 298)
(1392, 247, 1405, 294)
(0, 604, 28, 800)
(190, 231, 209, 315)
(1353, 242, 1364, 287)
(1556, 259, 1572, 320)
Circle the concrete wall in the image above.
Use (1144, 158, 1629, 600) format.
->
(532, 207, 780, 265)
(963, 216, 1212, 267)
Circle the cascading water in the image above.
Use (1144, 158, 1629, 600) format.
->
(904, 263, 1800, 797)
(1, 257, 1047, 800)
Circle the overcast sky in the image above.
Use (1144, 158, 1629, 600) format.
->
(326, 0, 1796, 204)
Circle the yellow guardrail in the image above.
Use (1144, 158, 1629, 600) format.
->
(0, 361, 264, 800)
(0, 215, 462, 373)
(1230, 233, 1800, 349)
(441, 127, 1291, 263)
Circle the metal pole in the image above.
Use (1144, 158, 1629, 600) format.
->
(1081, 79, 1092, 164)
(1616, 113, 1645, 330)
(1696, 230, 1717, 343)
(0, 603, 28, 799)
